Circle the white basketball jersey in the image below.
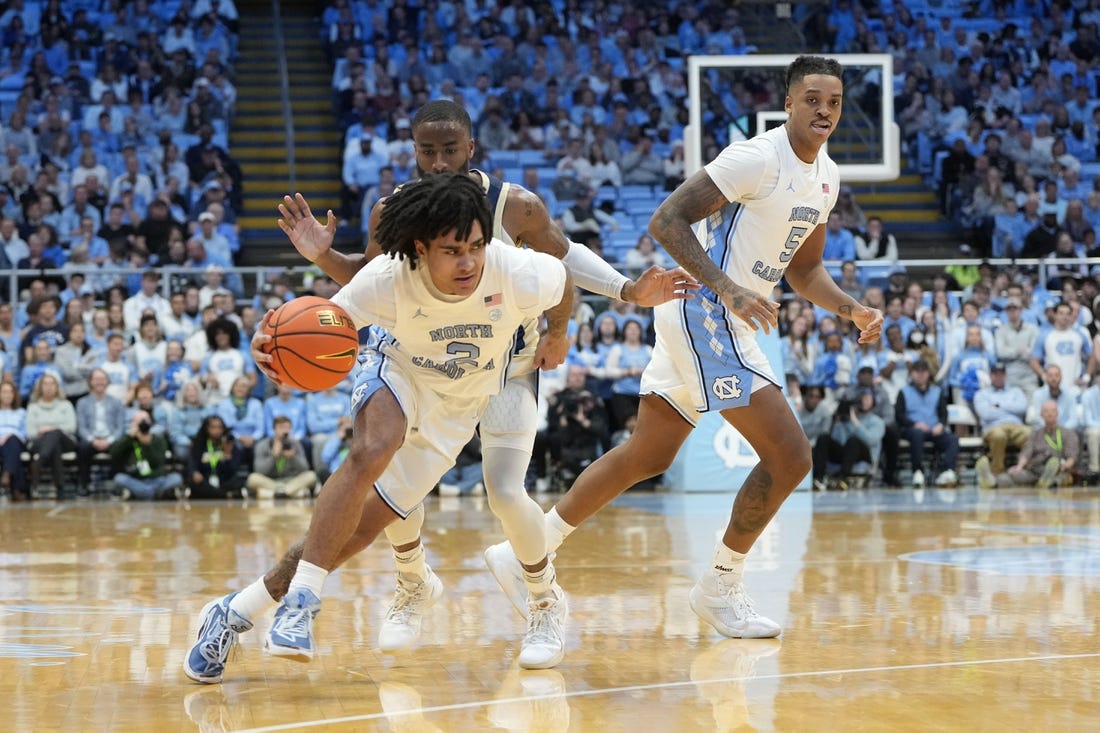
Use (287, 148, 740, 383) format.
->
(332, 241, 566, 397)
(701, 124, 841, 299)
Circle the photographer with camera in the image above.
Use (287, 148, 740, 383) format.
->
(245, 415, 317, 499)
(811, 389, 886, 491)
(545, 365, 610, 487)
(108, 409, 184, 500)
(187, 415, 246, 499)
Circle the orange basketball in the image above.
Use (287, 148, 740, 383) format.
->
(262, 296, 359, 391)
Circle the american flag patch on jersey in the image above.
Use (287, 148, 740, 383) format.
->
(484, 293, 502, 307)
(822, 183, 830, 194)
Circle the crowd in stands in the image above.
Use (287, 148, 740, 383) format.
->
(0, 0, 244, 297)
(785, 264, 1100, 490)
(0, 0, 255, 499)
(0, 269, 658, 499)
(13, 0, 1100, 497)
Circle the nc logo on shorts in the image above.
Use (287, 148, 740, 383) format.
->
(711, 374, 742, 400)
(351, 383, 368, 410)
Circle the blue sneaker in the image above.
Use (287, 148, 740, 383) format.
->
(183, 593, 253, 684)
(265, 588, 321, 662)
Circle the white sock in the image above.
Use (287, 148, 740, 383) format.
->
(523, 562, 555, 598)
(712, 543, 747, 583)
(287, 560, 328, 600)
(544, 507, 575, 554)
(394, 543, 427, 581)
(228, 576, 277, 623)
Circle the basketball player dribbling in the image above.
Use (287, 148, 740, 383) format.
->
(184, 173, 573, 682)
(486, 55, 885, 638)
(246, 100, 697, 654)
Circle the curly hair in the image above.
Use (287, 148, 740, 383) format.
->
(374, 172, 492, 269)
(785, 55, 843, 93)
(205, 316, 241, 350)
(412, 99, 472, 135)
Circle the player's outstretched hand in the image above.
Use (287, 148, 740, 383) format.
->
(251, 310, 282, 382)
(851, 305, 884, 344)
(278, 193, 337, 263)
(625, 265, 701, 306)
(534, 330, 570, 371)
(720, 285, 779, 334)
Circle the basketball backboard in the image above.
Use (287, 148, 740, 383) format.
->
(685, 53, 899, 182)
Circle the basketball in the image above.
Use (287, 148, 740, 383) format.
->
(262, 296, 359, 391)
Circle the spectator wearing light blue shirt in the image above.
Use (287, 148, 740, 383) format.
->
(973, 363, 1030, 475)
(305, 386, 349, 469)
(823, 210, 855, 264)
(264, 384, 309, 440)
(991, 198, 1031, 258)
(603, 319, 652, 433)
(945, 325, 997, 404)
(882, 294, 918, 344)
(19, 339, 63, 403)
(214, 376, 265, 467)
(1029, 364, 1081, 430)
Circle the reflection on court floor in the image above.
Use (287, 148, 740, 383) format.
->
(2, 487, 1099, 731)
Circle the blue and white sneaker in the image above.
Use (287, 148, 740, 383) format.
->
(264, 588, 321, 662)
(183, 593, 253, 684)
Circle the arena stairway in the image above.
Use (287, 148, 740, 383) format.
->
(232, 0, 352, 266)
(827, 129, 963, 260)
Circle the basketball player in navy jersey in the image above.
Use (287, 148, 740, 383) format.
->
(246, 101, 696, 655)
(485, 56, 885, 638)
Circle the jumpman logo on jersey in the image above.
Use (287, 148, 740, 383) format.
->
(413, 307, 427, 319)
(786, 180, 795, 192)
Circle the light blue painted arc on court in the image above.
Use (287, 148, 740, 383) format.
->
(902, 546, 1100, 576)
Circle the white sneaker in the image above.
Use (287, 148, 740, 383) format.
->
(689, 573, 781, 639)
(484, 542, 530, 619)
(1036, 456, 1061, 489)
(437, 483, 460, 497)
(974, 456, 996, 489)
(518, 585, 568, 669)
(378, 567, 443, 652)
(911, 470, 925, 488)
(934, 469, 958, 487)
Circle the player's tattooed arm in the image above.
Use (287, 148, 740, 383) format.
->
(652, 172, 780, 332)
(786, 228, 883, 343)
(650, 172, 738, 297)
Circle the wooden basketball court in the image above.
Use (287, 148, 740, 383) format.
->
(3, 487, 1098, 731)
